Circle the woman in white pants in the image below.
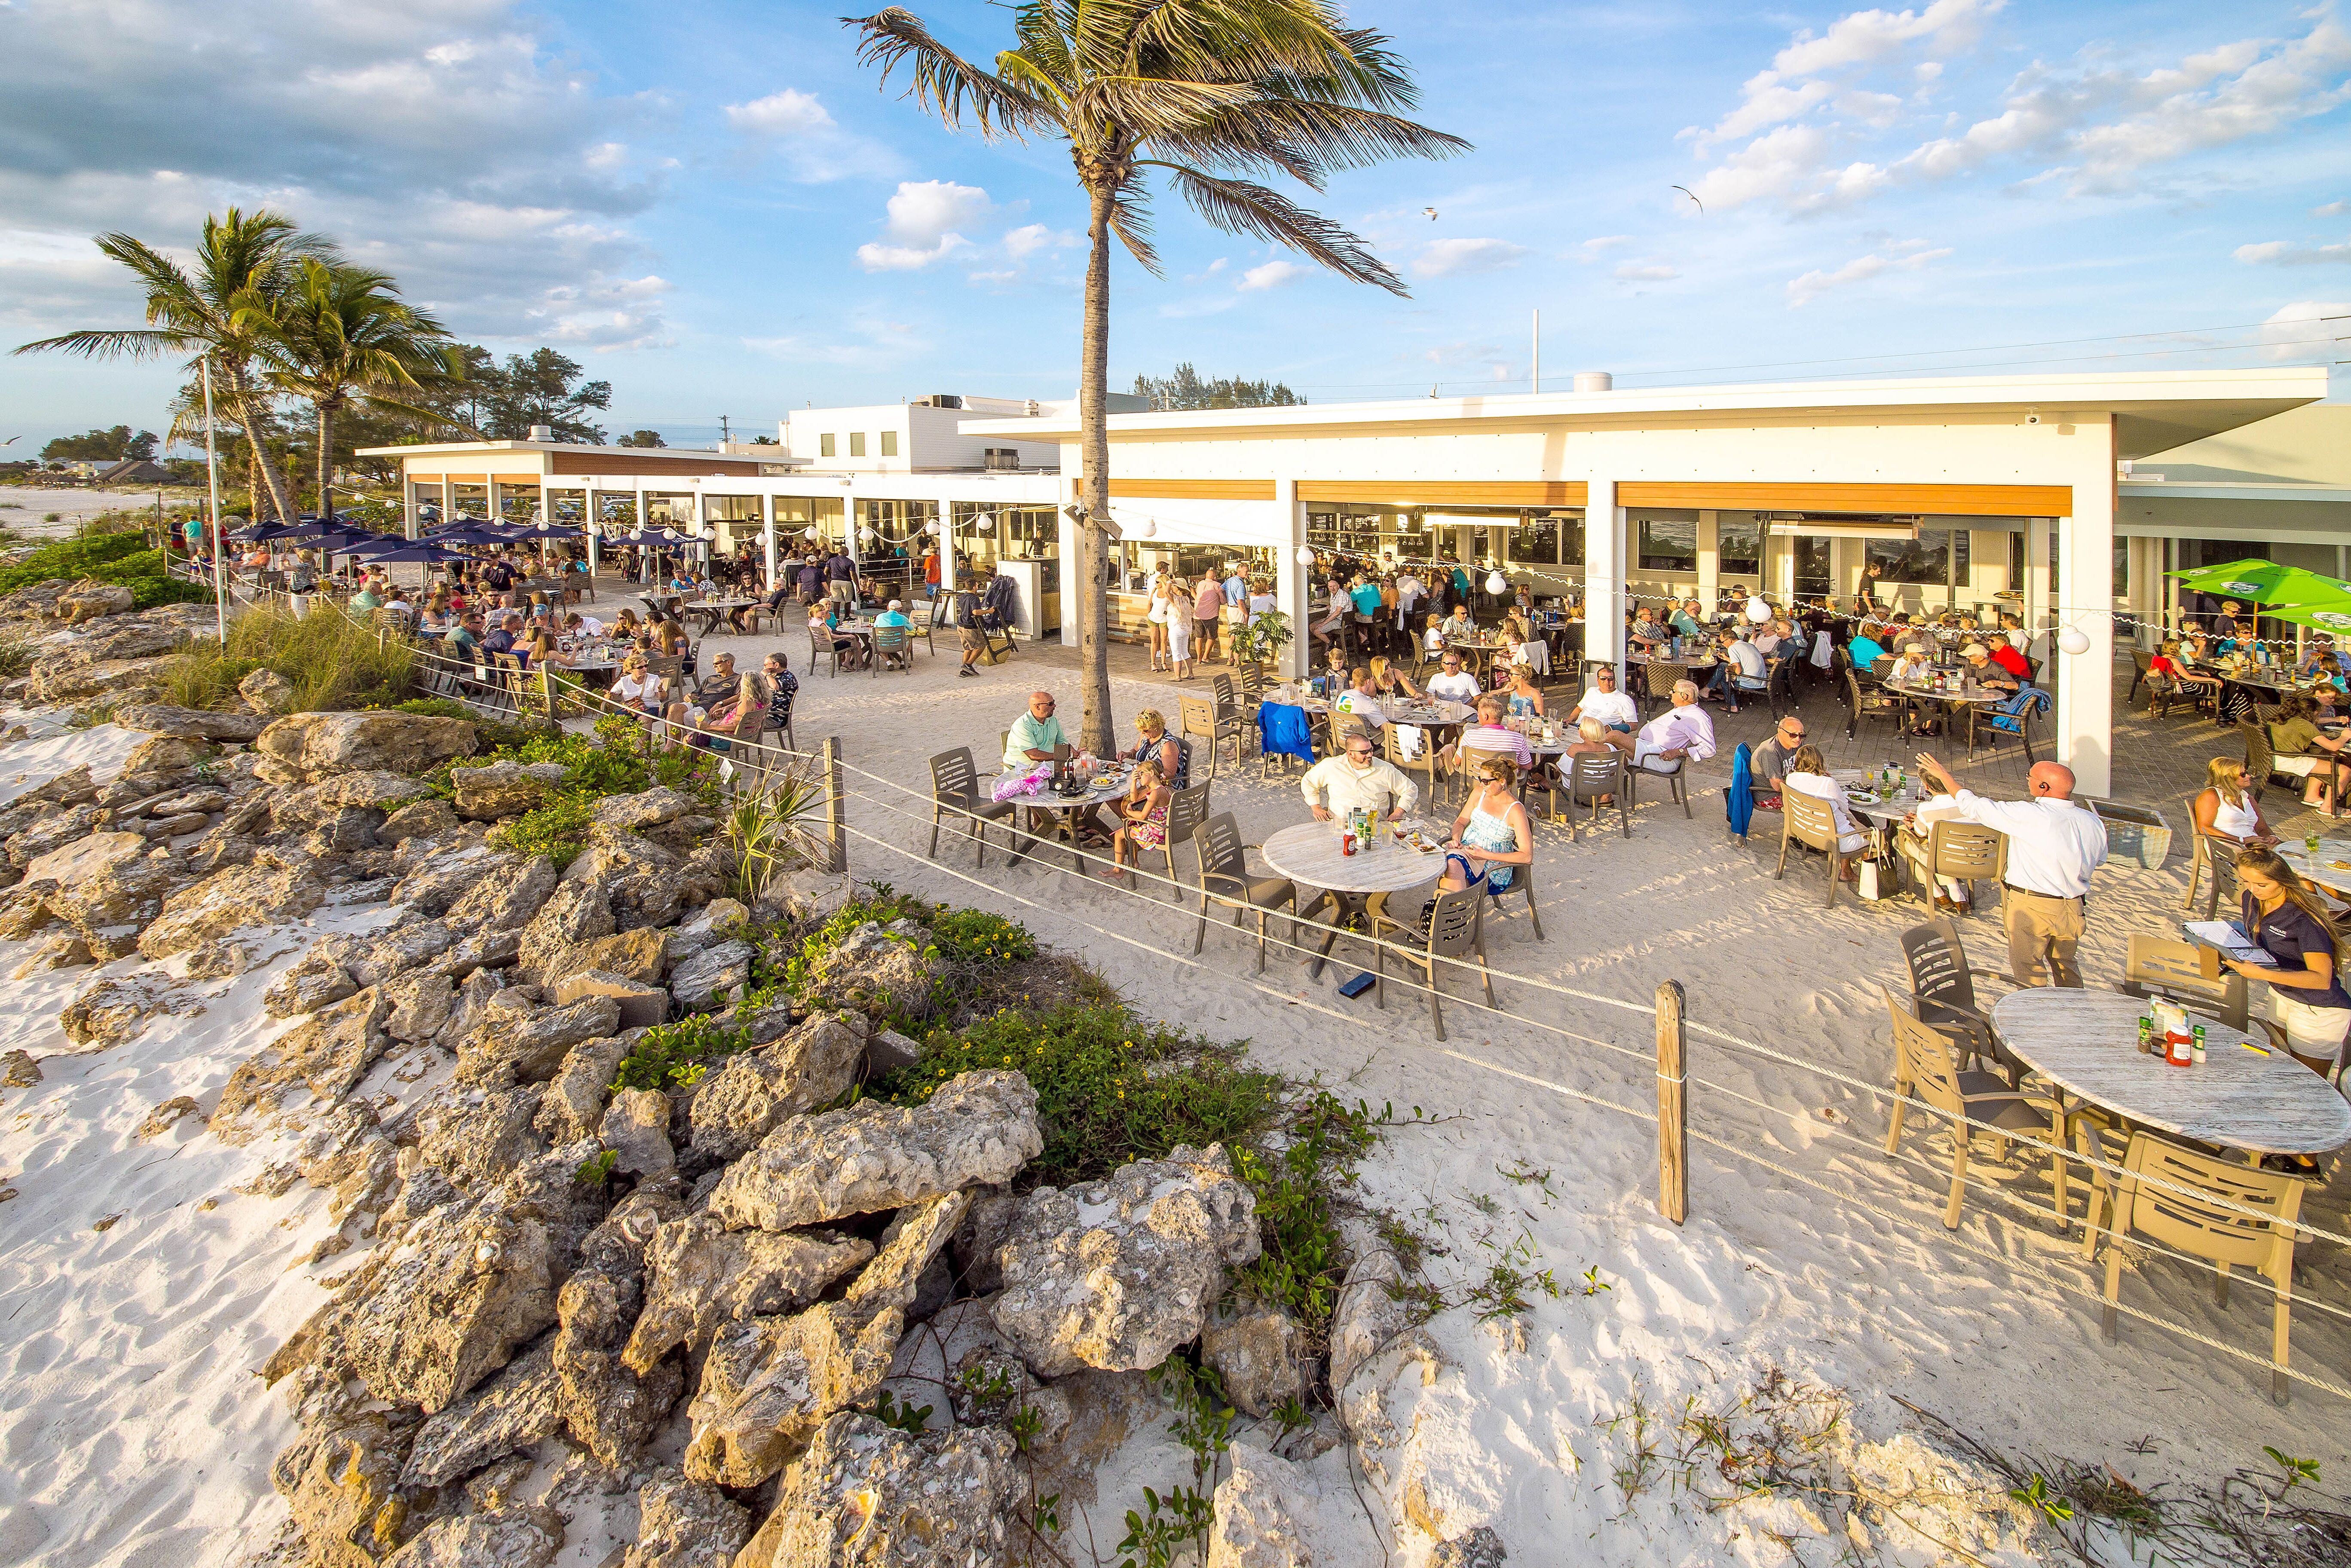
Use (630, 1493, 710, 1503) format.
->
(1166, 578, 1195, 680)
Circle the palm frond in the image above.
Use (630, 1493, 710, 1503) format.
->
(12, 327, 185, 361)
(1145, 161, 1405, 294)
(845, 8, 1053, 137)
(1069, 75, 1258, 138)
(1153, 99, 1469, 181)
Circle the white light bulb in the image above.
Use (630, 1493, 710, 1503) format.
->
(924, 519, 941, 536)
(1485, 570, 1507, 596)
(1745, 596, 1772, 624)
(1295, 545, 1317, 566)
(975, 513, 995, 533)
(1130, 518, 1155, 539)
(2057, 627, 2091, 655)
(802, 527, 818, 542)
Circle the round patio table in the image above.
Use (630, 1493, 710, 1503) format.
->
(1991, 987, 2351, 1162)
(2274, 836, 2351, 898)
(1005, 766, 1134, 873)
(1260, 818, 1446, 980)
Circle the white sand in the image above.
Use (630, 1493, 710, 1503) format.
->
(0, 640, 2343, 1566)
(0, 488, 187, 537)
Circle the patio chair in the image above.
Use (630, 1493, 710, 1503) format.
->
(2089, 1131, 2305, 1405)
(2181, 814, 2245, 922)
(1638, 661, 1688, 718)
(2120, 932, 2251, 1032)
(808, 625, 844, 679)
(1148, 782, 1212, 900)
(1881, 994, 2051, 1231)
(1385, 723, 1448, 805)
(928, 747, 1016, 868)
(1625, 752, 1693, 820)
(1847, 668, 1905, 744)
(1898, 918, 2026, 1086)
(2126, 648, 2153, 704)
(872, 622, 912, 675)
(1370, 882, 1493, 1042)
(1965, 688, 2046, 764)
(1207, 675, 1254, 764)
(1179, 695, 1224, 781)
(1566, 752, 1630, 842)
(1897, 820, 2006, 918)
(1191, 811, 1296, 974)
(1257, 701, 1316, 779)
(1776, 789, 1843, 907)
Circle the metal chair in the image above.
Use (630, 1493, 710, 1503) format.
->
(1190, 812, 1296, 973)
(928, 747, 1015, 867)
(1370, 882, 1493, 1042)
(1965, 694, 2040, 764)
(1881, 994, 2051, 1231)
(1626, 754, 1693, 819)
(2126, 648, 2153, 704)
(1776, 789, 1843, 906)
(2089, 1132, 2306, 1405)
(1847, 668, 1905, 744)
(1565, 753, 1629, 841)
(1207, 675, 1253, 765)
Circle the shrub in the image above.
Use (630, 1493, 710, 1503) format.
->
(467, 713, 722, 871)
(161, 604, 413, 712)
(0, 532, 206, 609)
(611, 1014, 751, 1092)
(490, 795, 596, 870)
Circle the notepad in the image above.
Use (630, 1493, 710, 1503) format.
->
(2185, 921, 2281, 968)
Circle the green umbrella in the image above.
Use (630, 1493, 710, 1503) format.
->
(2257, 598, 2351, 635)
(2167, 558, 2351, 606)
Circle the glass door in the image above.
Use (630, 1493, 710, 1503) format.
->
(1794, 535, 1832, 600)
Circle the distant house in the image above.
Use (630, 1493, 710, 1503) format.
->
(94, 458, 171, 486)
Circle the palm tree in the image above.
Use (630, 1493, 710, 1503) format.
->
(238, 260, 453, 523)
(14, 208, 332, 525)
(848, 0, 1465, 753)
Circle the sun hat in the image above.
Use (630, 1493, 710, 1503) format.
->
(1959, 642, 1989, 659)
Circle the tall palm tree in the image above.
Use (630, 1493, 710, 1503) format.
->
(238, 260, 453, 523)
(848, 0, 1465, 753)
(14, 207, 332, 525)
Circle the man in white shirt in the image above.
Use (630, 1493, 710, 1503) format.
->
(1394, 571, 1424, 631)
(1424, 650, 1480, 704)
(1707, 631, 1769, 713)
(1632, 681, 1716, 774)
(1566, 665, 1638, 732)
(1914, 753, 2107, 988)
(1332, 667, 1390, 730)
(1301, 731, 1418, 821)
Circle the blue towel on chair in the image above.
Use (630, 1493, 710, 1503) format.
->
(1258, 702, 1315, 765)
(1983, 686, 2051, 734)
(1725, 741, 1756, 839)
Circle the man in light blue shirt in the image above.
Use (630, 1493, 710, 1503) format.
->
(1004, 689, 1066, 769)
(875, 598, 910, 631)
(1222, 568, 1247, 608)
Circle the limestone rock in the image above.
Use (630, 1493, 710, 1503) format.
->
(623, 1470, 751, 1568)
(685, 1014, 864, 1164)
(120, 734, 211, 778)
(380, 1507, 561, 1568)
(49, 851, 183, 959)
(457, 994, 621, 1086)
(11, 931, 92, 978)
(23, 763, 98, 806)
(805, 919, 942, 1021)
(136, 850, 325, 959)
(113, 704, 272, 741)
(514, 875, 614, 986)
(666, 937, 750, 1013)
(565, 826, 689, 931)
(378, 798, 457, 843)
(1327, 1243, 1408, 1396)
(993, 1144, 1261, 1378)
(413, 1083, 548, 1194)
(562, 926, 667, 986)
(709, 1070, 1041, 1232)
(389, 842, 514, 917)
(601, 1087, 674, 1177)
(1208, 1440, 1316, 1568)
(534, 1035, 629, 1145)
(136, 1095, 200, 1139)
(383, 971, 456, 1045)
(950, 1185, 1020, 1296)
(272, 769, 431, 829)
(1203, 1299, 1305, 1419)
(443, 853, 557, 932)
(737, 1413, 1018, 1568)
(448, 759, 563, 820)
(276, 986, 394, 1101)
(3, 1049, 42, 1088)
(591, 787, 698, 833)
(1428, 1527, 1508, 1568)
(57, 578, 135, 619)
(275, 1412, 412, 1568)
(844, 1191, 970, 1314)
(554, 1185, 686, 1466)
(550, 969, 665, 1030)
(622, 1216, 873, 1375)
(255, 710, 479, 784)
(400, 1335, 564, 1489)
(63, 972, 202, 1050)
(23, 827, 147, 886)
(29, 649, 169, 705)
(239, 666, 297, 714)
(9, 804, 103, 868)
(267, 946, 360, 1017)
(683, 1299, 902, 1488)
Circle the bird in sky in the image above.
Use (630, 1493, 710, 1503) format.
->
(1673, 185, 1702, 212)
(1422, 207, 1439, 220)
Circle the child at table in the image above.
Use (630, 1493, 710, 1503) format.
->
(1102, 759, 1169, 881)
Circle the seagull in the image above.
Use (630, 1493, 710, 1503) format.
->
(1423, 207, 1439, 221)
(1673, 185, 1703, 212)
(0, 437, 18, 447)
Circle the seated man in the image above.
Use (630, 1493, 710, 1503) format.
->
(1565, 665, 1638, 732)
(1301, 730, 1419, 822)
(1959, 643, 2020, 695)
(873, 598, 913, 666)
(1004, 689, 1066, 771)
(1750, 714, 1806, 807)
(481, 614, 523, 656)
(446, 612, 485, 659)
(1332, 667, 1390, 730)
(1704, 630, 1769, 713)
(1632, 680, 1717, 775)
(1987, 633, 2033, 682)
(1445, 693, 1533, 770)
(1424, 650, 1482, 705)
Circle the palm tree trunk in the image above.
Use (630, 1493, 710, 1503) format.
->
(222, 366, 299, 524)
(1075, 181, 1117, 757)
(316, 403, 336, 524)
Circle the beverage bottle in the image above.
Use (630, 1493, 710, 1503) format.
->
(2191, 1025, 2206, 1066)
(2136, 1015, 2153, 1054)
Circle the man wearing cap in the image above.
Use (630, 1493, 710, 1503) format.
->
(874, 597, 912, 669)
(1959, 642, 2020, 696)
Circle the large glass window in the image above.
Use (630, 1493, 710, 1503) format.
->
(856, 498, 933, 558)
(773, 495, 845, 548)
(1115, 541, 1277, 592)
(1515, 513, 1559, 565)
(1635, 511, 1698, 572)
(1717, 512, 1762, 576)
(1867, 528, 1969, 585)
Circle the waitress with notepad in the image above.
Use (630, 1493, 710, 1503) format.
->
(2220, 847, 2351, 1107)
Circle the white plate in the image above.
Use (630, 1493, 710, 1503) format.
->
(1848, 789, 1882, 805)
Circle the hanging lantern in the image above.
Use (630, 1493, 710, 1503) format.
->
(2057, 627, 2091, 655)
(858, 527, 879, 548)
(924, 519, 942, 536)
(974, 512, 996, 534)
(1295, 545, 1316, 566)
(1129, 517, 1156, 539)
(1745, 596, 1772, 624)
(1485, 569, 1508, 596)
(802, 526, 819, 542)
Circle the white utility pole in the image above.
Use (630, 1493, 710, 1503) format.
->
(201, 357, 227, 641)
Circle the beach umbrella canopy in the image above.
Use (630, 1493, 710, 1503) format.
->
(363, 542, 465, 564)
(2167, 559, 2351, 606)
(2255, 597, 2351, 634)
(528, 523, 583, 540)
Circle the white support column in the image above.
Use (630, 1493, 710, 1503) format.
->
(1695, 510, 1718, 616)
(442, 477, 453, 525)
(585, 488, 600, 581)
(403, 478, 419, 540)
(1583, 480, 1625, 672)
(762, 494, 777, 587)
(1274, 478, 1308, 677)
(487, 478, 503, 525)
(2055, 483, 2115, 796)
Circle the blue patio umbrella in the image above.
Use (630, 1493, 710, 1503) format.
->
(427, 524, 513, 547)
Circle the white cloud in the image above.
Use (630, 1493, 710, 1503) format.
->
(856, 235, 970, 271)
(726, 89, 831, 137)
(743, 310, 928, 368)
(854, 180, 992, 271)
(1237, 259, 1307, 291)
(2256, 300, 2351, 359)
(1786, 241, 1951, 306)
(1002, 223, 1076, 260)
(1573, 235, 1632, 260)
(2316, 199, 2350, 216)
(1613, 260, 1681, 282)
(722, 88, 896, 183)
(1688, 0, 2001, 148)
(1411, 236, 1530, 278)
(2235, 236, 2351, 265)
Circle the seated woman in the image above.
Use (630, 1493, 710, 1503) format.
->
(2192, 756, 2277, 852)
(1503, 610, 1550, 676)
(1438, 756, 1534, 905)
(1120, 707, 1191, 788)
(2220, 849, 2351, 1154)
(1420, 612, 1447, 661)
(1782, 744, 1870, 884)
(1102, 759, 1169, 880)
(610, 653, 669, 727)
(2267, 693, 2351, 810)
(1503, 665, 1546, 720)
(808, 601, 865, 670)
(1368, 655, 1421, 704)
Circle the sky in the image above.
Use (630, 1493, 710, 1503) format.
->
(1, 0, 2347, 453)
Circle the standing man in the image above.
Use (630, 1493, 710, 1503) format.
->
(825, 546, 857, 612)
(1913, 754, 2107, 988)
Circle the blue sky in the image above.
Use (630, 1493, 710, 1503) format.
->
(3, 0, 2346, 451)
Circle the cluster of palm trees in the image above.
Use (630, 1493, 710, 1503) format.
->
(14, 209, 454, 524)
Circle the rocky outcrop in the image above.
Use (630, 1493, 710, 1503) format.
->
(135, 850, 325, 959)
(255, 710, 479, 784)
(49, 850, 183, 959)
(683, 1300, 903, 1488)
(1203, 1299, 1305, 1419)
(273, 1411, 412, 1568)
(443, 854, 558, 933)
(993, 1145, 1261, 1378)
(63, 972, 202, 1050)
(685, 1014, 864, 1164)
(114, 704, 273, 741)
(456, 994, 622, 1086)
(534, 1035, 629, 1146)
(1327, 1242, 1408, 1397)
(380, 1507, 562, 1568)
(624, 1470, 752, 1568)
(239, 666, 296, 714)
(803, 919, 943, 1021)
(400, 1335, 565, 1489)
(23, 828, 147, 888)
(600, 1087, 674, 1177)
(622, 1217, 872, 1374)
(564, 827, 692, 930)
(1206, 1439, 1386, 1568)
(554, 1185, 684, 1467)
(56, 578, 135, 620)
(709, 1071, 1041, 1232)
(666, 937, 750, 1013)
(736, 1413, 1018, 1568)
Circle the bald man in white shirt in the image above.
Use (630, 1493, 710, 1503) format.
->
(1915, 753, 2108, 987)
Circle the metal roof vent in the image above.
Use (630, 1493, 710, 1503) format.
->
(528, 424, 554, 442)
(1572, 372, 1613, 394)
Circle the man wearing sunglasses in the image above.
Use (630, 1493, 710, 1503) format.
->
(1301, 729, 1418, 823)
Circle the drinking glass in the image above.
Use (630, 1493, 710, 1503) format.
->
(2307, 833, 2322, 858)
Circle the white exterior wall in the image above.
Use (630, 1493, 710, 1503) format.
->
(784, 403, 1060, 473)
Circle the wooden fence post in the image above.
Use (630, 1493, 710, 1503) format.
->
(821, 736, 846, 873)
(1656, 978, 1687, 1225)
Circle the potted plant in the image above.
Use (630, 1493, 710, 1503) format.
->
(1236, 608, 1292, 671)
